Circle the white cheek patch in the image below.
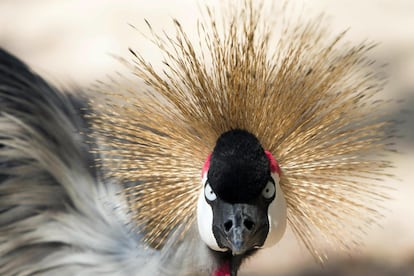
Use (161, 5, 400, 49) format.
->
(262, 173, 287, 248)
(196, 174, 227, 252)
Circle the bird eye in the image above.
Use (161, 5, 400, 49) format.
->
(204, 183, 217, 201)
(262, 181, 276, 199)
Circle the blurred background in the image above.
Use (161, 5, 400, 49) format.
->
(1, 0, 413, 275)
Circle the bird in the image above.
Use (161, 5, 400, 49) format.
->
(0, 1, 396, 275)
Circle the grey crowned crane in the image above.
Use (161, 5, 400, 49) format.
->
(0, 1, 396, 275)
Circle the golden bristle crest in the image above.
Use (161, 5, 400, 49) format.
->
(88, 1, 395, 261)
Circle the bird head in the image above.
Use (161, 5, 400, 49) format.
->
(197, 129, 286, 261)
(87, 1, 396, 275)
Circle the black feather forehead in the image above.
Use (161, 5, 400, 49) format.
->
(208, 129, 270, 203)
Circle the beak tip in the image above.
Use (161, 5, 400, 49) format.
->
(231, 250, 244, 256)
(228, 233, 246, 255)
(229, 242, 247, 256)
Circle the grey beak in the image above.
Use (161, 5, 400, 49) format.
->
(212, 202, 269, 256)
(223, 207, 256, 255)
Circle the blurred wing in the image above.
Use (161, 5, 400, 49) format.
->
(0, 48, 160, 275)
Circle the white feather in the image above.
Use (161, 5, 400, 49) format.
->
(196, 174, 227, 252)
(262, 173, 287, 248)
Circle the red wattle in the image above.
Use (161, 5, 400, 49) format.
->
(212, 261, 230, 276)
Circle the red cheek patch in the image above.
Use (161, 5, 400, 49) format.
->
(265, 150, 281, 175)
(202, 153, 212, 178)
